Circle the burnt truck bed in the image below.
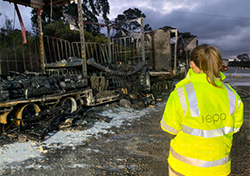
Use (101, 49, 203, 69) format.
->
(0, 72, 119, 125)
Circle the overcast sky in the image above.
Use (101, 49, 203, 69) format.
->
(0, 0, 249, 59)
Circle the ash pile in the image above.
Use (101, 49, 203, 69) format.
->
(0, 72, 88, 102)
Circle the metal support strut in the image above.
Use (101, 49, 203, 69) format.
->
(77, 0, 87, 76)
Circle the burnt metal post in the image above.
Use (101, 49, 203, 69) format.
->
(0, 56, 1, 75)
(140, 17, 145, 63)
(21, 42, 26, 72)
(140, 17, 147, 88)
(38, 8, 45, 73)
(171, 29, 178, 75)
(174, 30, 178, 75)
(77, 0, 87, 76)
(107, 26, 112, 63)
(28, 35, 33, 72)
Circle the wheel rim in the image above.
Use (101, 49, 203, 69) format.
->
(61, 97, 77, 114)
(16, 103, 41, 126)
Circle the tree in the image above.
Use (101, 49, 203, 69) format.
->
(180, 32, 192, 38)
(43, 19, 107, 43)
(144, 24, 152, 32)
(43, 19, 79, 41)
(4, 15, 13, 31)
(160, 26, 195, 38)
(0, 15, 14, 51)
(160, 26, 175, 37)
(237, 54, 249, 61)
(113, 8, 152, 37)
(31, 0, 110, 35)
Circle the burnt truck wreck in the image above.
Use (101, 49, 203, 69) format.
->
(0, 0, 197, 140)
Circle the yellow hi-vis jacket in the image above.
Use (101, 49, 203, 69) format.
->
(161, 69, 244, 176)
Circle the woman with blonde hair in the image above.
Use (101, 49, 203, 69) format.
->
(161, 44, 243, 175)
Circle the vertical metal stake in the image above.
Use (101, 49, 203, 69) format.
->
(77, 0, 87, 76)
(107, 26, 112, 63)
(37, 8, 45, 73)
(140, 17, 146, 87)
(140, 17, 145, 63)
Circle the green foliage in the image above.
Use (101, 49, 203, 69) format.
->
(42, 19, 107, 43)
(4, 16, 13, 31)
(113, 8, 152, 38)
(93, 34, 107, 43)
(0, 16, 41, 74)
(160, 26, 195, 38)
(31, 9, 39, 35)
(44, 19, 68, 36)
(31, 0, 110, 35)
(0, 30, 39, 73)
(144, 24, 152, 31)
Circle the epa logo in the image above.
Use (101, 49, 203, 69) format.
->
(202, 113, 226, 124)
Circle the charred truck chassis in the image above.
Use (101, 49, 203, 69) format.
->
(0, 0, 195, 140)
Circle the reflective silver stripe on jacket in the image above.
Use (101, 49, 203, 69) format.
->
(176, 87, 187, 115)
(234, 128, 240, 133)
(161, 118, 180, 134)
(170, 147, 230, 167)
(182, 125, 234, 138)
(178, 83, 237, 117)
(185, 83, 199, 117)
(224, 84, 236, 115)
(236, 94, 241, 109)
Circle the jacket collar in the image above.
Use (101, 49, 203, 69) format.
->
(175, 68, 226, 89)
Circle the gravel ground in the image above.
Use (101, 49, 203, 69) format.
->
(1, 89, 249, 176)
(230, 86, 250, 176)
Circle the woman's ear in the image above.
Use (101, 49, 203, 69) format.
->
(190, 61, 203, 73)
(190, 61, 195, 68)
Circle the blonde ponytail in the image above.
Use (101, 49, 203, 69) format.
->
(190, 44, 223, 87)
